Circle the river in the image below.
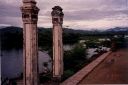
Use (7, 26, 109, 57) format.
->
(1, 49, 52, 79)
(1, 45, 110, 80)
(1, 44, 74, 79)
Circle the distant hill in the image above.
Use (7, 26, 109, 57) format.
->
(0, 26, 23, 50)
(1, 26, 128, 34)
(0, 26, 22, 34)
(107, 27, 128, 32)
(0, 26, 8, 29)
(105, 27, 128, 35)
(63, 27, 128, 35)
(0, 26, 128, 50)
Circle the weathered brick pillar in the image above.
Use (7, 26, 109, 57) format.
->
(21, 0, 39, 85)
(51, 6, 64, 82)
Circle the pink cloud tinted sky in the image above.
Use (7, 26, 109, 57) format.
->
(0, 0, 128, 30)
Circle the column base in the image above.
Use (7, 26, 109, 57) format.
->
(52, 77, 61, 85)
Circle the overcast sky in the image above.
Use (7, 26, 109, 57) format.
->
(0, 0, 128, 29)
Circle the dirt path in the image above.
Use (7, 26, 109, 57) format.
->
(79, 49, 128, 84)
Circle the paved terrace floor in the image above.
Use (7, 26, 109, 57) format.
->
(79, 49, 128, 84)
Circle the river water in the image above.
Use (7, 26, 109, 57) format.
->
(1, 44, 74, 79)
(1, 49, 52, 79)
(1, 45, 110, 80)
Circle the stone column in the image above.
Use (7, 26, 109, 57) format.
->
(20, 0, 39, 85)
(51, 6, 64, 81)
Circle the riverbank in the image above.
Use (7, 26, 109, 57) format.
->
(61, 51, 111, 85)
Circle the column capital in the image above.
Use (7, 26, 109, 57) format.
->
(51, 6, 64, 17)
(23, 0, 36, 3)
(21, 0, 39, 24)
(51, 6, 64, 25)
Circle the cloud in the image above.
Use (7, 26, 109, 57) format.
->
(0, 16, 22, 27)
(64, 9, 128, 21)
(0, 0, 128, 29)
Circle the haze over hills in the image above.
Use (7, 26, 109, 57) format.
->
(0, 26, 128, 35)
(107, 27, 128, 32)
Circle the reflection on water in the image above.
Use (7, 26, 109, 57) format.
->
(86, 47, 110, 59)
(86, 48, 98, 59)
(63, 44, 75, 51)
(63, 44, 110, 59)
(1, 45, 111, 79)
(1, 44, 74, 79)
(1, 49, 51, 79)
